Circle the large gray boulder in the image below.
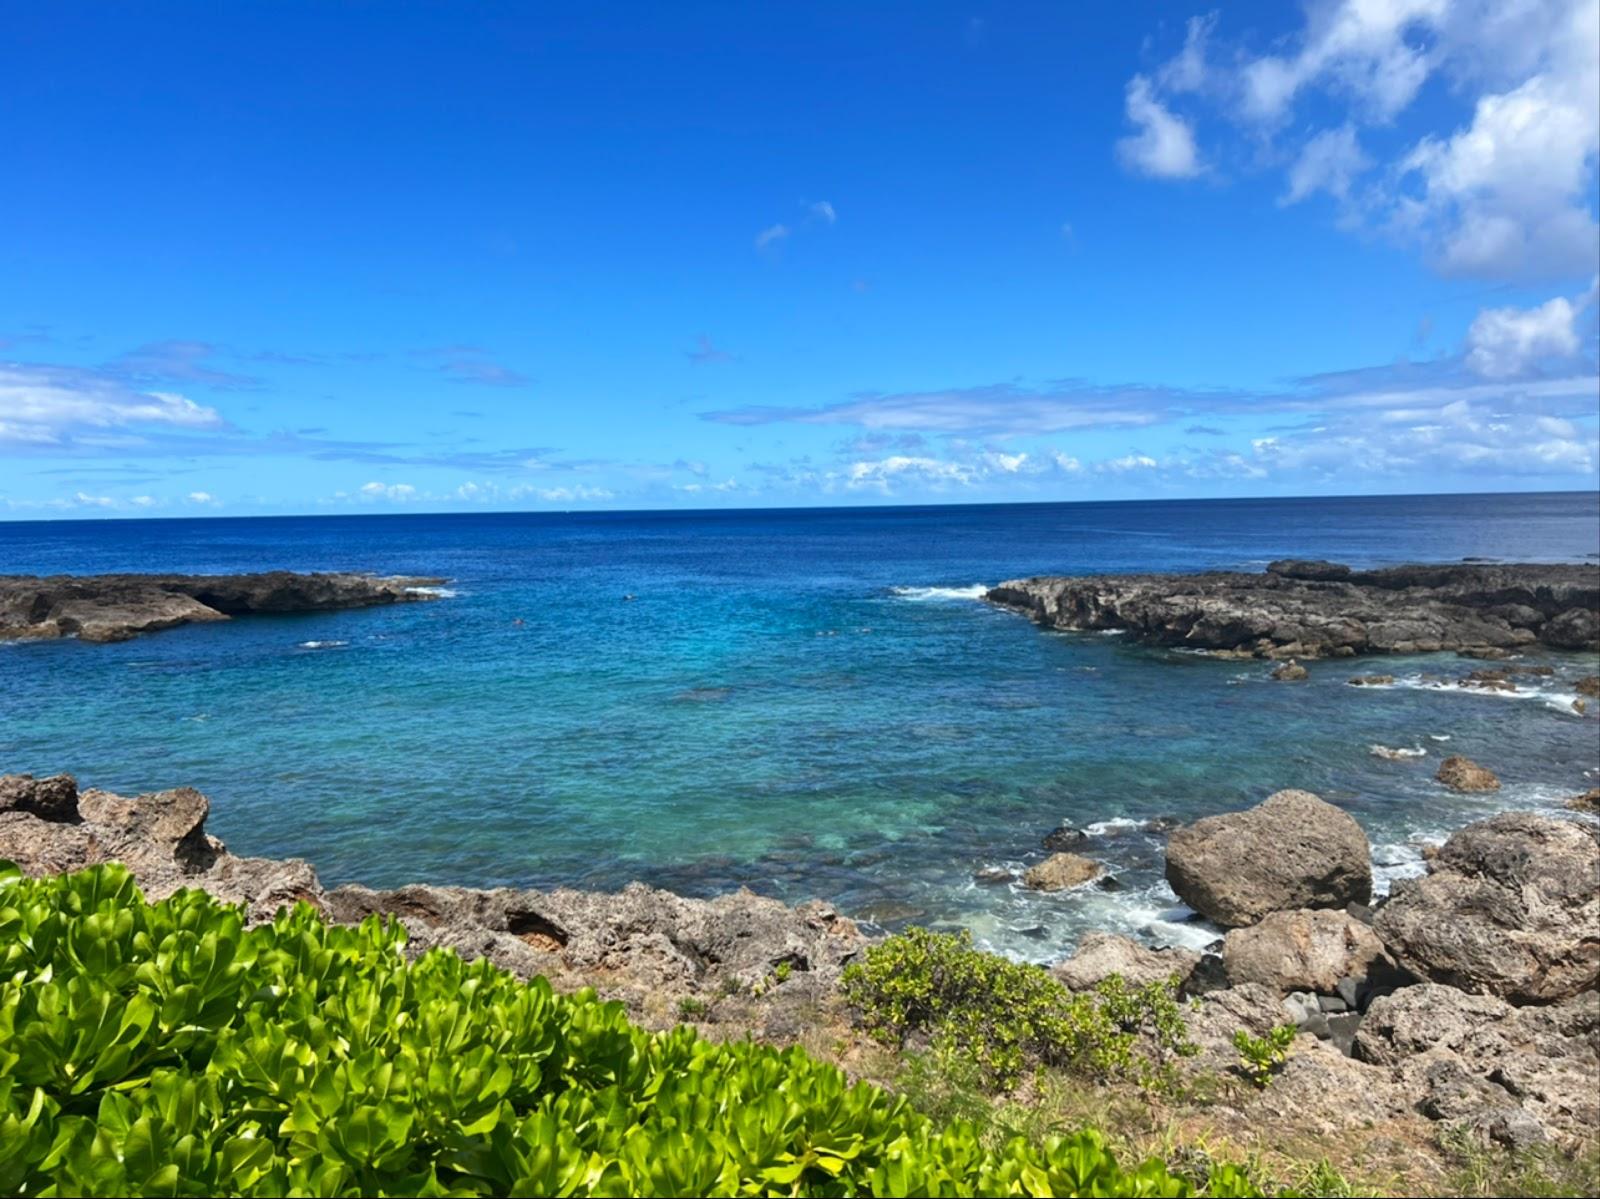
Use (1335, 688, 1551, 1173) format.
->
(1222, 908, 1389, 993)
(1373, 813, 1600, 1003)
(1165, 790, 1372, 927)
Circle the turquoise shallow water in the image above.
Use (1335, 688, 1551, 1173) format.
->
(2, 493, 1597, 958)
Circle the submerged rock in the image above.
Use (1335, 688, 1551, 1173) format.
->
(1165, 790, 1372, 927)
(1434, 756, 1500, 792)
(1023, 852, 1102, 891)
(1348, 674, 1395, 686)
(1373, 813, 1600, 1003)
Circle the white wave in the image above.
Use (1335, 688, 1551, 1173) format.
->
(406, 585, 460, 598)
(1083, 817, 1146, 836)
(1369, 744, 1426, 760)
(1429, 733, 1452, 741)
(889, 584, 988, 602)
(1371, 838, 1443, 896)
(1392, 674, 1587, 714)
(297, 640, 349, 649)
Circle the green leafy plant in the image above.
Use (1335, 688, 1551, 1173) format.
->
(840, 927, 1196, 1091)
(1233, 1025, 1297, 1089)
(0, 861, 1263, 1198)
(676, 995, 709, 1020)
(773, 960, 792, 984)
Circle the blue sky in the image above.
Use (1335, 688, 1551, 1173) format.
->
(2, 1, 1597, 517)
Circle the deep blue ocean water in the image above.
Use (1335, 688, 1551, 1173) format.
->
(3, 492, 1598, 958)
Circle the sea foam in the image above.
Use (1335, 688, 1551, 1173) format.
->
(889, 584, 988, 602)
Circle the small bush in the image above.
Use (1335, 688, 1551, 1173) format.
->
(1233, 1025, 1296, 1089)
(676, 995, 709, 1019)
(840, 927, 1197, 1090)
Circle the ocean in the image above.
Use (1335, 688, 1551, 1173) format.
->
(3, 491, 1597, 959)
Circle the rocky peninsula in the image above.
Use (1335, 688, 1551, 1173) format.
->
(0, 570, 449, 642)
(987, 559, 1600, 658)
(2, 768, 1595, 1159)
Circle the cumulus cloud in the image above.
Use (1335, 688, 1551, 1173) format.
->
(1464, 280, 1595, 377)
(187, 491, 218, 505)
(359, 481, 417, 501)
(1124, 0, 1600, 281)
(0, 363, 224, 447)
(1116, 75, 1203, 179)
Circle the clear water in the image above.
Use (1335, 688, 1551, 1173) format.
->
(3, 493, 1597, 958)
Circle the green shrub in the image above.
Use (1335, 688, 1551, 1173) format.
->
(677, 995, 710, 1020)
(1232, 1026, 1297, 1089)
(0, 863, 1261, 1197)
(840, 927, 1197, 1091)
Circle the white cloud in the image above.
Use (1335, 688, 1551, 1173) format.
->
(528, 485, 614, 502)
(359, 481, 417, 501)
(846, 456, 976, 491)
(1283, 124, 1370, 203)
(1127, 0, 1600, 281)
(187, 491, 217, 505)
(72, 491, 116, 508)
(809, 200, 837, 224)
(1237, 0, 1443, 125)
(755, 223, 789, 250)
(1116, 75, 1203, 179)
(1464, 281, 1594, 377)
(984, 451, 1029, 472)
(0, 364, 223, 446)
(1099, 453, 1160, 473)
(1052, 451, 1084, 473)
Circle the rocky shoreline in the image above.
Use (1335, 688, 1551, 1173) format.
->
(2, 769, 1595, 1152)
(0, 570, 449, 642)
(987, 559, 1600, 658)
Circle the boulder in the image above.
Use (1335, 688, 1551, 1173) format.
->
(1373, 813, 1600, 1003)
(1221, 908, 1390, 994)
(1566, 788, 1600, 813)
(1165, 790, 1372, 927)
(1543, 607, 1599, 650)
(1347, 674, 1395, 686)
(1041, 824, 1087, 850)
(1270, 660, 1308, 680)
(1577, 675, 1600, 697)
(1050, 932, 1199, 991)
(1023, 852, 1102, 891)
(1434, 756, 1500, 792)
(0, 773, 80, 822)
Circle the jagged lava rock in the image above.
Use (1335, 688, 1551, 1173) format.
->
(1373, 813, 1600, 1003)
(1270, 659, 1308, 680)
(0, 570, 448, 642)
(986, 561, 1598, 658)
(1165, 789, 1372, 927)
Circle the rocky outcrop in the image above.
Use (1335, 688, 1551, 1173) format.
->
(1022, 852, 1102, 891)
(1050, 932, 1200, 991)
(986, 561, 1599, 658)
(1269, 660, 1308, 680)
(1221, 908, 1390, 994)
(1567, 788, 1600, 812)
(1355, 984, 1600, 1149)
(0, 571, 449, 642)
(1435, 756, 1501, 792)
(1165, 790, 1372, 927)
(0, 772, 868, 1031)
(1373, 813, 1600, 1003)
